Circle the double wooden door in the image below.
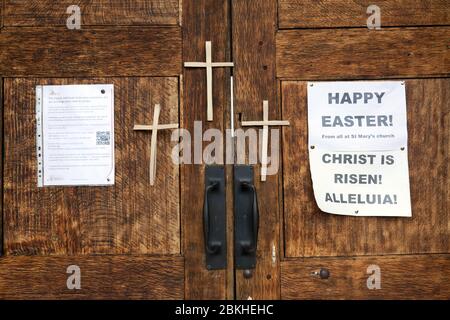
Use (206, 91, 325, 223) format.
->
(0, 1, 449, 300)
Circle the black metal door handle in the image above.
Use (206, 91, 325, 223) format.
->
(204, 181, 222, 254)
(234, 165, 259, 270)
(203, 166, 227, 270)
(240, 181, 259, 254)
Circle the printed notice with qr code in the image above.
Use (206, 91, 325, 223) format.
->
(37, 84, 115, 186)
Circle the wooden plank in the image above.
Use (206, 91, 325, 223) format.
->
(279, 0, 450, 29)
(233, 0, 280, 300)
(4, 0, 179, 26)
(276, 27, 450, 80)
(132, 79, 180, 254)
(0, 255, 184, 299)
(3, 77, 180, 255)
(0, 27, 181, 77)
(281, 79, 450, 258)
(182, 0, 230, 300)
(281, 254, 450, 300)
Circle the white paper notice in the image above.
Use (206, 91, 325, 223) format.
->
(37, 84, 115, 187)
(308, 81, 411, 217)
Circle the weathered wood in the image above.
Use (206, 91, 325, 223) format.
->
(277, 28, 450, 79)
(233, 0, 280, 300)
(184, 41, 234, 121)
(127, 78, 181, 255)
(133, 104, 179, 186)
(0, 255, 184, 299)
(282, 79, 450, 258)
(281, 254, 450, 300)
(4, 0, 179, 26)
(241, 101, 290, 182)
(182, 0, 230, 299)
(279, 0, 450, 29)
(3, 77, 180, 255)
(0, 27, 181, 77)
(225, 77, 235, 300)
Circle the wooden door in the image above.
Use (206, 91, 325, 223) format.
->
(0, 0, 236, 301)
(231, 0, 449, 300)
(1, 0, 449, 301)
(0, 0, 229, 300)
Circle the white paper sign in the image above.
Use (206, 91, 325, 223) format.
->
(308, 81, 408, 151)
(37, 84, 115, 187)
(308, 81, 411, 217)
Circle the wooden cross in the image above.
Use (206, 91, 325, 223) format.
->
(184, 41, 234, 121)
(241, 100, 290, 182)
(133, 104, 179, 186)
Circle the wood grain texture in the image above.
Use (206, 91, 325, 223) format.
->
(0, 27, 181, 77)
(4, 0, 179, 26)
(182, 0, 230, 300)
(281, 254, 450, 300)
(279, 0, 450, 29)
(276, 27, 450, 79)
(282, 79, 450, 258)
(0, 255, 184, 299)
(3, 77, 180, 256)
(233, 0, 280, 300)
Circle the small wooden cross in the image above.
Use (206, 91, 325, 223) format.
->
(241, 100, 290, 182)
(134, 104, 179, 186)
(184, 41, 234, 121)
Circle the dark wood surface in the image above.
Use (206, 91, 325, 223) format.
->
(3, 77, 180, 256)
(1, 3, 187, 301)
(0, 27, 181, 77)
(281, 254, 450, 299)
(182, 0, 231, 299)
(279, 0, 450, 29)
(0, 255, 184, 299)
(276, 27, 450, 80)
(281, 79, 450, 258)
(3, 0, 180, 26)
(232, 0, 280, 300)
(0, 0, 449, 300)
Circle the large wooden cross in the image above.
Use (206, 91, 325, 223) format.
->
(134, 104, 179, 186)
(241, 100, 290, 182)
(184, 41, 234, 121)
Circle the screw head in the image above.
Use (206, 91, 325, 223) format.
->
(319, 268, 330, 279)
(243, 269, 253, 279)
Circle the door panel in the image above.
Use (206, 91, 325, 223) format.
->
(0, 0, 191, 300)
(276, 28, 450, 79)
(281, 255, 450, 300)
(182, 0, 232, 300)
(0, 255, 184, 299)
(274, 0, 450, 300)
(3, 0, 180, 27)
(4, 77, 180, 256)
(278, 0, 450, 29)
(232, 0, 281, 300)
(281, 79, 450, 258)
(0, 27, 181, 77)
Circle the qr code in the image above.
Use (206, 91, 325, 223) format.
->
(96, 131, 111, 145)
